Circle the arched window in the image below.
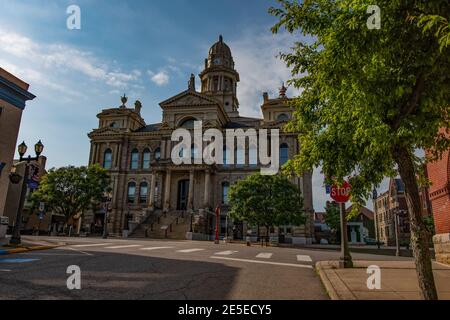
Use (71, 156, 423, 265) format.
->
(277, 113, 289, 121)
(179, 118, 196, 129)
(142, 148, 151, 169)
(249, 145, 258, 167)
(103, 149, 113, 169)
(236, 147, 245, 167)
(154, 147, 161, 160)
(110, 122, 119, 128)
(223, 146, 231, 167)
(191, 144, 199, 160)
(130, 149, 139, 170)
(139, 182, 148, 204)
(280, 143, 289, 166)
(127, 182, 136, 203)
(222, 182, 230, 205)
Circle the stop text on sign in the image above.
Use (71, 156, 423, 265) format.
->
(330, 181, 351, 203)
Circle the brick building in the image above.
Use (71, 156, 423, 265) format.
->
(427, 129, 450, 264)
(373, 178, 432, 246)
(0, 68, 35, 234)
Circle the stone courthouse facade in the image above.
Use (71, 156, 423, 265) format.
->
(87, 36, 314, 243)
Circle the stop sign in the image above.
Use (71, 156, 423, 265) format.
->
(330, 181, 351, 203)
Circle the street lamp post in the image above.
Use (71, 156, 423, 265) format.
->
(393, 209, 402, 257)
(9, 141, 44, 246)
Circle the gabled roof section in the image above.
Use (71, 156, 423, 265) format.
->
(159, 90, 222, 108)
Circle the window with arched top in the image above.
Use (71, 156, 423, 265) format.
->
(223, 146, 231, 167)
(249, 145, 258, 167)
(130, 149, 139, 170)
(127, 182, 136, 203)
(139, 182, 148, 204)
(179, 118, 196, 129)
(142, 148, 151, 169)
(277, 113, 289, 121)
(103, 149, 113, 169)
(236, 147, 245, 167)
(154, 147, 161, 161)
(109, 122, 119, 128)
(280, 143, 289, 166)
(222, 182, 230, 205)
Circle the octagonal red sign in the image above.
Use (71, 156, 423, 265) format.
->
(330, 181, 351, 203)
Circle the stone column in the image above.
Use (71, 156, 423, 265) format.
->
(204, 169, 211, 209)
(188, 170, 194, 211)
(149, 172, 157, 211)
(163, 170, 171, 212)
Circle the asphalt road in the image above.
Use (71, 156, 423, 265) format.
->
(0, 236, 412, 300)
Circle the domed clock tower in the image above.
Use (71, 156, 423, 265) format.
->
(199, 35, 240, 117)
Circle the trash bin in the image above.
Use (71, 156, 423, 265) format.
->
(0, 216, 9, 239)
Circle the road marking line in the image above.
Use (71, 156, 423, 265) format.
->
(140, 246, 173, 251)
(297, 255, 312, 262)
(177, 248, 205, 253)
(0, 258, 40, 263)
(256, 253, 273, 259)
(71, 243, 111, 248)
(214, 250, 238, 255)
(105, 245, 142, 249)
(210, 256, 313, 269)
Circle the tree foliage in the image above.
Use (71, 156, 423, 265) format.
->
(324, 204, 341, 232)
(30, 164, 110, 222)
(228, 174, 305, 231)
(270, 0, 449, 300)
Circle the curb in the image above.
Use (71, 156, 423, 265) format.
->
(315, 261, 340, 300)
(0, 245, 61, 255)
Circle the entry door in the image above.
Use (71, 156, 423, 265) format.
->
(177, 179, 190, 210)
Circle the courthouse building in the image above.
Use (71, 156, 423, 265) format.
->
(87, 36, 314, 243)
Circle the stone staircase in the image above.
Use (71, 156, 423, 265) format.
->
(129, 210, 192, 240)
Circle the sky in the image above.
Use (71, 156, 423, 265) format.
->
(0, 0, 388, 211)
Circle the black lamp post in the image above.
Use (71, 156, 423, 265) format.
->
(9, 140, 44, 246)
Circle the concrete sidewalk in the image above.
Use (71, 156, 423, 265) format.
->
(316, 260, 450, 300)
(0, 237, 63, 255)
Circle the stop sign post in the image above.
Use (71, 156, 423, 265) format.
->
(330, 180, 353, 268)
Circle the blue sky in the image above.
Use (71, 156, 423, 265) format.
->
(0, 0, 385, 210)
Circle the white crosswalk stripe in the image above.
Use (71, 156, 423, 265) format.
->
(256, 253, 273, 259)
(297, 255, 312, 262)
(140, 247, 173, 251)
(71, 243, 111, 248)
(177, 248, 205, 253)
(105, 245, 142, 249)
(214, 250, 238, 256)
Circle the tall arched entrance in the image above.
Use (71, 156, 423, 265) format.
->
(177, 179, 190, 210)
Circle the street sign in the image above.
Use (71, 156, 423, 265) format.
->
(325, 185, 331, 194)
(330, 181, 351, 203)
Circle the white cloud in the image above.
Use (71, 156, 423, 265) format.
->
(148, 70, 170, 86)
(229, 30, 302, 117)
(0, 27, 142, 92)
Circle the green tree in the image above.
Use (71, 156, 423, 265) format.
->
(228, 174, 305, 237)
(324, 204, 340, 233)
(30, 164, 110, 223)
(270, 0, 449, 299)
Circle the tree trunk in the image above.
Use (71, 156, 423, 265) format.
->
(393, 145, 438, 300)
